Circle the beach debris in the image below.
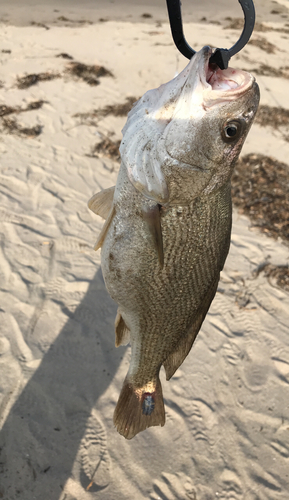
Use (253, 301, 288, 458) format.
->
(30, 21, 50, 30)
(250, 64, 289, 79)
(141, 13, 153, 19)
(1, 117, 42, 137)
(89, 46, 259, 438)
(232, 154, 289, 241)
(253, 263, 289, 292)
(248, 37, 277, 54)
(255, 105, 289, 129)
(56, 52, 73, 60)
(16, 72, 61, 89)
(0, 104, 17, 117)
(56, 15, 92, 24)
(0, 100, 46, 117)
(65, 62, 113, 86)
(73, 96, 138, 125)
(225, 18, 271, 32)
(89, 137, 121, 162)
(225, 17, 289, 34)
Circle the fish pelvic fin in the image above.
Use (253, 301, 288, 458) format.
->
(142, 203, 164, 268)
(115, 309, 130, 347)
(88, 186, 115, 220)
(164, 276, 219, 380)
(94, 206, 115, 251)
(113, 376, 165, 439)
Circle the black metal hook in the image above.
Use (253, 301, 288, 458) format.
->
(166, 0, 255, 69)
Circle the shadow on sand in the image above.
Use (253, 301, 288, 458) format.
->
(0, 267, 123, 499)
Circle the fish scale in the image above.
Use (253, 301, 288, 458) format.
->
(102, 167, 231, 383)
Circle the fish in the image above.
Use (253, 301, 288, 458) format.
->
(88, 46, 260, 439)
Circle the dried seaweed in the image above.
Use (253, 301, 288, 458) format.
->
(89, 138, 121, 162)
(56, 53, 73, 60)
(250, 64, 289, 79)
(16, 72, 61, 89)
(255, 105, 289, 129)
(73, 96, 138, 124)
(2, 117, 42, 137)
(0, 105, 17, 117)
(0, 100, 45, 117)
(232, 154, 289, 241)
(225, 18, 272, 32)
(225, 18, 289, 34)
(66, 62, 114, 86)
(248, 37, 276, 54)
(30, 21, 49, 30)
(102, 96, 138, 117)
(57, 16, 92, 24)
(253, 263, 289, 292)
(25, 100, 46, 111)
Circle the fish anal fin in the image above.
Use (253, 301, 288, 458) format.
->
(113, 376, 165, 439)
(164, 276, 219, 380)
(115, 309, 130, 347)
(142, 203, 164, 268)
(88, 186, 115, 220)
(94, 206, 115, 251)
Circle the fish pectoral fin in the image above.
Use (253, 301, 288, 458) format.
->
(142, 203, 164, 268)
(113, 376, 165, 439)
(115, 309, 130, 347)
(88, 186, 115, 220)
(163, 275, 220, 380)
(94, 206, 115, 251)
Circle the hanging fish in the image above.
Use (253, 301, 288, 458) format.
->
(88, 46, 259, 439)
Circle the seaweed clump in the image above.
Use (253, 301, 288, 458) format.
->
(66, 62, 114, 86)
(232, 154, 289, 241)
(89, 137, 121, 162)
(2, 117, 42, 137)
(253, 263, 289, 292)
(255, 105, 289, 129)
(73, 96, 138, 124)
(16, 72, 61, 89)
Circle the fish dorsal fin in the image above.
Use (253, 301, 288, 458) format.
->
(142, 203, 164, 268)
(115, 309, 130, 347)
(163, 276, 219, 380)
(88, 186, 115, 220)
(94, 206, 115, 251)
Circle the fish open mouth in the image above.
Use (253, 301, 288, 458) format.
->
(204, 53, 253, 95)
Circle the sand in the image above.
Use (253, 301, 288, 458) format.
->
(0, 1, 289, 499)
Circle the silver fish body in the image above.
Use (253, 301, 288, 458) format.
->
(89, 46, 260, 439)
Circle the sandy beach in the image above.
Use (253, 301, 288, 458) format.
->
(0, 0, 289, 498)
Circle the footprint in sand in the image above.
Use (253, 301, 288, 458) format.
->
(183, 398, 218, 448)
(79, 410, 111, 491)
(216, 469, 244, 499)
(150, 472, 197, 500)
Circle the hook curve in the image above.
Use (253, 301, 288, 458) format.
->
(166, 0, 255, 69)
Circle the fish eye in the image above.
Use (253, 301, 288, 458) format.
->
(222, 120, 243, 142)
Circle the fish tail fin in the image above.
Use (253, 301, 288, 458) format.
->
(113, 376, 165, 439)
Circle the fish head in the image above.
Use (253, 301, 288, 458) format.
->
(163, 46, 260, 197)
(120, 46, 260, 204)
